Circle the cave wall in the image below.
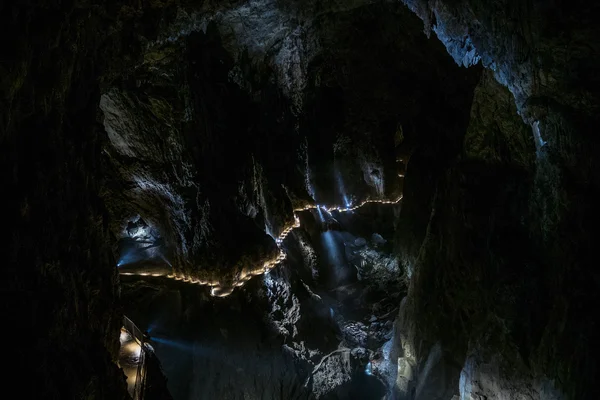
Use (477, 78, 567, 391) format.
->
(394, 1, 600, 398)
(1, 1, 179, 397)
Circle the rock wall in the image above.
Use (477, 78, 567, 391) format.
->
(395, 2, 600, 398)
(121, 201, 405, 399)
(1, 1, 178, 397)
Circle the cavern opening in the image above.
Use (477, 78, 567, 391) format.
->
(4, 1, 599, 399)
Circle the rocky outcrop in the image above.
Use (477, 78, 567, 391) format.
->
(1, 1, 182, 397)
(459, 344, 564, 400)
(394, 2, 600, 398)
(464, 70, 536, 168)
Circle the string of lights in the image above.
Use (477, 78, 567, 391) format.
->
(120, 195, 402, 297)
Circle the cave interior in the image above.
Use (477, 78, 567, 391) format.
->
(3, 0, 600, 399)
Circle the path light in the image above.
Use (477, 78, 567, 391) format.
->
(121, 195, 402, 296)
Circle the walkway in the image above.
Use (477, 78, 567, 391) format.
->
(119, 195, 402, 297)
(118, 317, 149, 399)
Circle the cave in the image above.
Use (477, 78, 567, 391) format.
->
(3, 1, 599, 399)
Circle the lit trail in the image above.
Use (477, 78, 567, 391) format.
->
(119, 316, 148, 399)
(120, 195, 402, 297)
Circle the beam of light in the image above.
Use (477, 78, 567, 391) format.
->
(160, 254, 172, 267)
(321, 230, 349, 285)
(316, 206, 325, 222)
(365, 361, 373, 376)
(117, 236, 166, 268)
(151, 336, 228, 362)
(151, 337, 195, 352)
(305, 149, 316, 200)
(335, 168, 351, 208)
(151, 336, 245, 372)
(119, 195, 403, 296)
(322, 231, 344, 265)
(146, 323, 158, 334)
(265, 223, 275, 240)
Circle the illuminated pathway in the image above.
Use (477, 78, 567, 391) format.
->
(120, 195, 402, 297)
(118, 318, 148, 399)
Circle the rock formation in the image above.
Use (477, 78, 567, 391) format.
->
(3, 0, 598, 399)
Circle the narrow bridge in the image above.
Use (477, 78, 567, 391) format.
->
(119, 316, 150, 400)
(119, 195, 402, 297)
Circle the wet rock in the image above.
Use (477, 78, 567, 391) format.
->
(341, 322, 368, 348)
(395, 2, 600, 398)
(354, 237, 367, 247)
(309, 348, 358, 399)
(371, 233, 387, 246)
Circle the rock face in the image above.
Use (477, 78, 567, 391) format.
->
(121, 202, 403, 399)
(394, 2, 600, 399)
(4, 0, 599, 399)
(1, 2, 145, 398)
(99, 1, 477, 289)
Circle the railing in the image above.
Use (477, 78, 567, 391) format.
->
(120, 194, 403, 298)
(123, 316, 149, 400)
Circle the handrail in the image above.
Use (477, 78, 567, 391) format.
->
(120, 195, 403, 297)
(123, 316, 149, 400)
